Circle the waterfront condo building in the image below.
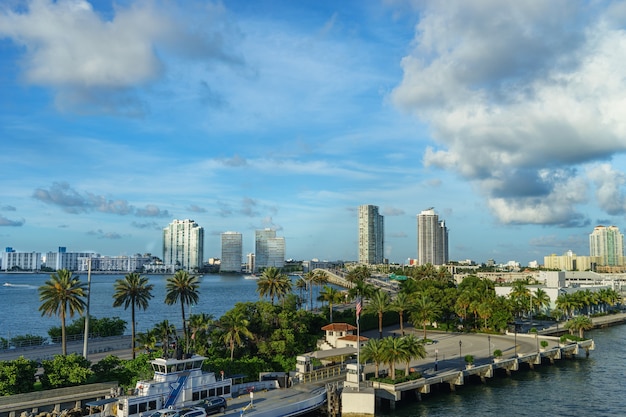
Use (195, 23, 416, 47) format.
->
(163, 219, 204, 272)
(221, 231, 243, 273)
(417, 208, 449, 265)
(255, 228, 285, 271)
(46, 247, 98, 271)
(358, 204, 384, 264)
(589, 225, 625, 267)
(2, 247, 41, 271)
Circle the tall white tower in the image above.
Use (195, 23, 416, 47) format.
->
(221, 232, 243, 273)
(417, 208, 448, 265)
(589, 225, 624, 266)
(255, 228, 285, 271)
(163, 219, 204, 271)
(358, 204, 384, 264)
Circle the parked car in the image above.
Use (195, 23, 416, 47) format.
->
(196, 396, 228, 414)
(148, 409, 178, 417)
(171, 407, 207, 417)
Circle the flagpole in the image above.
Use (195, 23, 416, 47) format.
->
(356, 297, 361, 392)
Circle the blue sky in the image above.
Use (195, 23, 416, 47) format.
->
(1, 0, 626, 265)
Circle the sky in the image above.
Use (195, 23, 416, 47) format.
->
(1, 0, 626, 266)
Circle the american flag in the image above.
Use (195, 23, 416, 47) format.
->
(356, 298, 362, 319)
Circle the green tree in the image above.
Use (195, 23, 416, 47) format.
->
(410, 294, 441, 340)
(220, 310, 254, 360)
(391, 292, 412, 336)
(38, 269, 87, 355)
(155, 320, 176, 359)
(400, 334, 426, 376)
(381, 336, 407, 380)
(366, 290, 391, 339)
(318, 285, 343, 322)
(188, 312, 215, 355)
(257, 267, 291, 305)
(40, 353, 93, 389)
(0, 357, 37, 395)
(360, 338, 386, 377)
(564, 315, 593, 338)
(165, 270, 200, 348)
(113, 272, 154, 359)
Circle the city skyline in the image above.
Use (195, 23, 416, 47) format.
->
(2, 1, 626, 265)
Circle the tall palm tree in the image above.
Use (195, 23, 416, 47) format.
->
(400, 334, 426, 376)
(564, 315, 593, 338)
(165, 270, 200, 349)
(112, 272, 154, 359)
(303, 271, 316, 311)
(365, 290, 390, 339)
(381, 336, 407, 380)
(137, 329, 158, 354)
(318, 285, 343, 322)
(220, 310, 254, 360)
(360, 338, 386, 377)
(155, 320, 176, 359)
(38, 269, 87, 355)
(188, 312, 215, 354)
(532, 288, 550, 316)
(257, 267, 291, 305)
(295, 277, 308, 309)
(556, 293, 575, 319)
(391, 292, 413, 336)
(410, 294, 441, 340)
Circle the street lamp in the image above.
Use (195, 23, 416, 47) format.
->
(435, 348, 438, 371)
(488, 335, 491, 361)
(459, 340, 462, 368)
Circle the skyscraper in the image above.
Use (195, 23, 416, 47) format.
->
(255, 228, 285, 271)
(163, 219, 204, 271)
(358, 204, 384, 264)
(221, 232, 243, 273)
(417, 208, 449, 265)
(589, 225, 624, 266)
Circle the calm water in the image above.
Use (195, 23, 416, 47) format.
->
(2, 273, 625, 416)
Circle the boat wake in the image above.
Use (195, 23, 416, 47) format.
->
(3, 282, 37, 289)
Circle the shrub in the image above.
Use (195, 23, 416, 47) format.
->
(540, 340, 549, 349)
(464, 354, 474, 364)
(493, 349, 502, 358)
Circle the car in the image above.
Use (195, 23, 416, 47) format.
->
(147, 409, 178, 417)
(171, 407, 207, 417)
(196, 396, 228, 415)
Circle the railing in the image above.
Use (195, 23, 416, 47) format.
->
(300, 364, 346, 383)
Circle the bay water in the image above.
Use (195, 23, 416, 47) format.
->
(1, 273, 625, 416)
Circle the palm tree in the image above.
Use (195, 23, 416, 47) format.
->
(400, 334, 426, 376)
(564, 315, 593, 338)
(295, 277, 308, 309)
(556, 293, 576, 319)
(365, 290, 391, 339)
(220, 310, 254, 360)
(532, 288, 550, 316)
(155, 320, 176, 359)
(38, 269, 87, 355)
(303, 271, 316, 311)
(112, 272, 154, 359)
(410, 294, 441, 340)
(188, 312, 215, 354)
(318, 285, 343, 322)
(257, 267, 291, 305)
(381, 336, 407, 380)
(165, 270, 200, 349)
(360, 338, 386, 377)
(391, 292, 412, 336)
(136, 329, 158, 354)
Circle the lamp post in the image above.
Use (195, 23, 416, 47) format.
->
(514, 324, 518, 357)
(435, 348, 438, 371)
(488, 335, 491, 361)
(459, 340, 462, 368)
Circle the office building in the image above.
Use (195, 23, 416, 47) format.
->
(358, 204, 384, 264)
(255, 228, 285, 271)
(417, 208, 449, 265)
(589, 225, 624, 266)
(221, 232, 243, 273)
(163, 219, 204, 271)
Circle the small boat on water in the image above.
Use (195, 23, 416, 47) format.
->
(244, 274, 259, 280)
(3, 282, 11, 287)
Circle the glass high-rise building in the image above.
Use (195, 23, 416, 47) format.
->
(255, 228, 285, 271)
(417, 208, 448, 265)
(221, 232, 243, 273)
(358, 204, 384, 264)
(589, 225, 624, 266)
(163, 219, 204, 271)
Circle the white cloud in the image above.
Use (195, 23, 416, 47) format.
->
(587, 163, 626, 216)
(0, 0, 241, 114)
(392, 0, 626, 225)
